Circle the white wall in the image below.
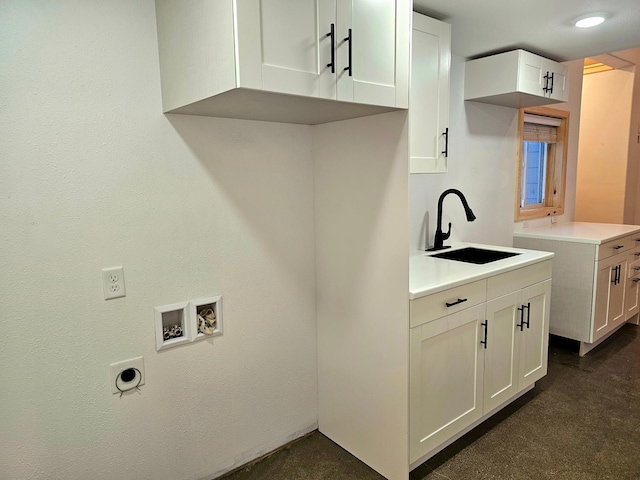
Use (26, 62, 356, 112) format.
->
(408, 55, 584, 253)
(314, 112, 410, 480)
(575, 68, 634, 223)
(0, 2, 317, 479)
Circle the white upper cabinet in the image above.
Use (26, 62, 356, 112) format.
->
(409, 13, 451, 174)
(464, 50, 569, 109)
(155, 0, 410, 124)
(254, 0, 335, 99)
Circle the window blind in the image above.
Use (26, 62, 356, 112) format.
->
(523, 114, 560, 143)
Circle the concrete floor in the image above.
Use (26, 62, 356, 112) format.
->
(221, 324, 640, 480)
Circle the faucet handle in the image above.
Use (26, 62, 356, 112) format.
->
(442, 222, 452, 241)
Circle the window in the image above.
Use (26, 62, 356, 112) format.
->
(515, 106, 569, 220)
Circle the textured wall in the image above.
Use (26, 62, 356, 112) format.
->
(0, 1, 317, 479)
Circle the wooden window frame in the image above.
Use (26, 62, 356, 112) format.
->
(515, 106, 569, 221)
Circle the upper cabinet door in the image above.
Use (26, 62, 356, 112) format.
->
(409, 13, 451, 174)
(249, 0, 336, 99)
(544, 60, 569, 102)
(517, 51, 545, 97)
(336, 0, 409, 107)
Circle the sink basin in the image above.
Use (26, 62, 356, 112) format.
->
(431, 247, 521, 264)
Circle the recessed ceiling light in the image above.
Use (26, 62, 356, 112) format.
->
(573, 13, 608, 28)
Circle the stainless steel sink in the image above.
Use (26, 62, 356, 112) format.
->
(431, 247, 521, 264)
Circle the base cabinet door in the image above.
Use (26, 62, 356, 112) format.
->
(594, 254, 627, 341)
(609, 256, 628, 329)
(409, 305, 484, 463)
(517, 280, 551, 390)
(483, 292, 519, 414)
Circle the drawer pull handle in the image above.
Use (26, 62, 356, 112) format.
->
(634, 278, 640, 284)
(635, 266, 640, 271)
(445, 298, 468, 308)
(480, 320, 488, 349)
(613, 245, 624, 249)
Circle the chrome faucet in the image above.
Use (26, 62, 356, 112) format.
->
(429, 189, 476, 251)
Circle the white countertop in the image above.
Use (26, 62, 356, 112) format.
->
(513, 222, 640, 244)
(410, 242, 553, 300)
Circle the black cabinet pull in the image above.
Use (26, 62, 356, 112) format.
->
(549, 72, 555, 94)
(633, 278, 640, 283)
(613, 245, 624, 250)
(517, 305, 525, 331)
(543, 72, 551, 93)
(517, 303, 531, 331)
(445, 297, 468, 307)
(481, 320, 488, 349)
(611, 265, 618, 285)
(634, 266, 640, 272)
(343, 28, 352, 76)
(441, 127, 449, 157)
(618, 265, 623, 284)
(617, 265, 621, 284)
(326, 24, 335, 73)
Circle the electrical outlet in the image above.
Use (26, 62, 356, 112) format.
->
(102, 266, 126, 300)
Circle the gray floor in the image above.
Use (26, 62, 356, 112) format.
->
(221, 324, 640, 480)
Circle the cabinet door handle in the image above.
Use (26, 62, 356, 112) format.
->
(617, 265, 622, 284)
(445, 297, 467, 307)
(633, 278, 640, 283)
(634, 266, 640, 271)
(543, 72, 551, 93)
(517, 303, 530, 330)
(635, 253, 640, 257)
(517, 305, 525, 331)
(549, 72, 555, 94)
(441, 127, 449, 157)
(611, 265, 618, 285)
(613, 245, 624, 250)
(326, 24, 335, 73)
(343, 28, 352, 76)
(480, 320, 488, 349)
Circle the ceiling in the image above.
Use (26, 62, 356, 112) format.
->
(412, 0, 640, 62)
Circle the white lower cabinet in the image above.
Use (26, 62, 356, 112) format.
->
(409, 305, 484, 462)
(410, 263, 551, 465)
(515, 228, 640, 355)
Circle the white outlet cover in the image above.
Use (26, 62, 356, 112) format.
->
(102, 266, 126, 300)
(109, 356, 145, 394)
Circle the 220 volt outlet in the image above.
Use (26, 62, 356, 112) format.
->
(102, 266, 126, 300)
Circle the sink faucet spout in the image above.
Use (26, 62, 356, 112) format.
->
(430, 189, 476, 251)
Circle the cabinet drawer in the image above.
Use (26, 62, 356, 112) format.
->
(598, 236, 633, 260)
(410, 280, 486, 328)
(487, 260, 552, 300)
